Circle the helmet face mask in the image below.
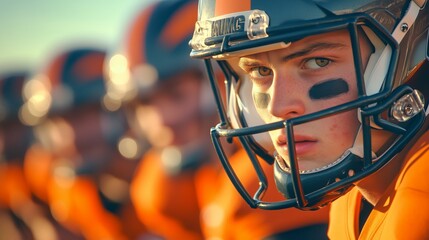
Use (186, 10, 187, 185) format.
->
(191, 0, 429, 210)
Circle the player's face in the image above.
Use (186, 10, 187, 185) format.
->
(238, 29, 374, 171)
(134, 70, 204, 147)
(35, 104, 111, 159)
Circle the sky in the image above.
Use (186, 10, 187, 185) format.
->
(0, 0, 155, 73)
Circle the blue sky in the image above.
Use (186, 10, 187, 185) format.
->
(0, 0, 155, 73)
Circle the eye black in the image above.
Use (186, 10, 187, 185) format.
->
(308, 79, 349, 100)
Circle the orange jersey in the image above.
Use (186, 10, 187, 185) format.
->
(328, 130, 429, 239)
(197, 148, 330, 240)
(130, 148, 204, 240)
(48, 176, 127, 240)
(23, 144, 54, 202)
(23, 144, 128, 240)
(0, 163, 32, 209)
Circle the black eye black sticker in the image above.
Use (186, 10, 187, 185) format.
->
(309, 79, 349, 100)
(253, 92, 271, 109)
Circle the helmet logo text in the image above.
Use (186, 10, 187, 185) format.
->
(211, 15, 245, 37)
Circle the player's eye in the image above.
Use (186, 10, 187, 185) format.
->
(303, 58, 331, 69)
(249, 66, 272, 78)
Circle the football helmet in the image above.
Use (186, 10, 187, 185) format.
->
(20, 47, 108, 125)
(104, 0, 216, 150)
(20, 46, 126, 172)
(104, 0, 203, 107)
(190, 0, 429, 210)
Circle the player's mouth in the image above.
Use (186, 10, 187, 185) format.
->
(276, 134, 318, 156)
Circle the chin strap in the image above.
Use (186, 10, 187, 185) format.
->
(274, 149, 365, 209)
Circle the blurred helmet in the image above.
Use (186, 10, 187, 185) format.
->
(20, 46, 126, 154)
(104, 0, 202, 108)
(104, 0, 217, 153)
(20, 47, 107, 126)
(189, 0, 429, 210)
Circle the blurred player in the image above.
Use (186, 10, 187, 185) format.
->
(104, 0, 224, 239)
(0, 70, 58, 240)
(20, 46, 130, 240)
